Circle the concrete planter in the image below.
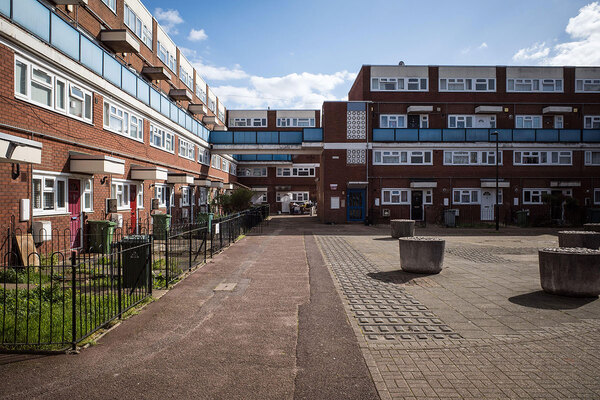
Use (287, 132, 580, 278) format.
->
(558, 231, 600, 250)
(399, 237, 445, 274)
(539, 248, 600, 297)
(583, 223, 600, 233)
(390, 219, 415, 238)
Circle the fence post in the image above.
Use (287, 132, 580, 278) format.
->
(203, 228, 207, 263)
(71, 251, 77, 350)
(148, 236, 153, 296)
(165, 228, 170, 288)
(210, 220, 214, 258)
(188, 229, 192, 271)
(117, 242, 122, 319)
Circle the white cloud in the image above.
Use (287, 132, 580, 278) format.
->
(179, 47, 197, 58)
(478, 42, 488, 49)
(192, 61, 249, 81)
(154, 8, 184, 35)
(513, 2, 600, 65)
(188, 28, 208, 42)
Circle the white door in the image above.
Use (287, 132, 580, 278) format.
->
(481, 190, 495, 221)
(281, 193, 292, 213)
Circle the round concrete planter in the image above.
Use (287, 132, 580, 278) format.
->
(390, 219, 415, 238)
(399, 237, 445, 274)
(539, 248, 600, 297)
(583, 223, 600, 233)
(558, 231, 600, 250)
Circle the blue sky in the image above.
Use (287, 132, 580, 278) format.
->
(143, 0, 600, 109)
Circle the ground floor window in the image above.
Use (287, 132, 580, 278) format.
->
(522, 189, 550, 204)
(155, 184, 173, 208)
(595, 189, 600, 205)
(453, 189, 480, 204)
(32, 174, 67, 215)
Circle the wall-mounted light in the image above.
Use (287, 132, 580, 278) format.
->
(149, 183, 155, 189)
(100, 176, 108, 185)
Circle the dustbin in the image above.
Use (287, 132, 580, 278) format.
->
(87, 220, 117, 253)
(120, 235, 150, 289)
(152, 214, 172, 239)
(516, 210, 529, 227)
(444, 209, 457, 227)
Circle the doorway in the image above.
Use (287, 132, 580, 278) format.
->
(550, 190, 563, 220)
(129, 185, 137, 234)
(481, 190, 495, 221)
(68, 179, 81, 249)
(347, 189, 365, 222)
(281, 193, 291, 213)
(411, 191, 423, 221)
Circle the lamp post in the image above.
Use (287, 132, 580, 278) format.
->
(491, 131, 500, 231)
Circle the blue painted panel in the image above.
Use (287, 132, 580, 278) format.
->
(280, 131, 302, 144)
(495, 129, 513, 142)
(0, 0, 10, 16)
(303, 128, 323, 142)
(443, 129, 465, 142)
(121, 67, 137, 97)
(418, 129, 442, 142)
(14, 0, 49, 42)
(80, 36, 103, 75)
(513, 129, 536, 141)
(256, 155, 272, 161)
(257, 131, 279, 144)
(560, 130, 581, 142)
(395, 129, 419, 141)
(103, 55, 121, 87)
(50, 14, 79, 60)
(136, 78, 150, 105)
(347, 102, 366, 111)
(373, 129, 395, 142)
(210, 131, 233, 144)
(583, 130, 600, 142)
(234, 131, 256, 144)
(466, 129, 489, 142)
(160, 95, 170, 117)
(273, 155, 292, 161)
(150, 88, 161, 112)
(536, 129, 559, 142)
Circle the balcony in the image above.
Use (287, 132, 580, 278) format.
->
(203, 115, 218, 125)
(100, 30, 140, 54)
(210, 129, 324, 155)
(141, 66, 171, 81)
(51, 0, 88, 4)
(372, 128, 600, 143)
(169, 89, 193, 102)
(233, 155, 293, 162)
(188, 104, 207, 116)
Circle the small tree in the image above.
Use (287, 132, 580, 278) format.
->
(229, 188, 255, 212)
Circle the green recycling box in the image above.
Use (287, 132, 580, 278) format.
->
(120, 235, 151, 289)
(152, 213, 172, 239)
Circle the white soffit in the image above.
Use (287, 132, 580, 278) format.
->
(481, 181, 510, 188)
(475, 105, 503, 113)
(0, 132, 42, 164)
(167, 173, 195, 184)
(410, 182, 437, 188)
(407, 105, 433, 113)
(550, 181, 581, 187)
(211, 181, 224, 188)
(130, 164, 168, 181)
(543, 106, 573, 114)
(70, 152, 124, 175)
(194, 179, 212, 187)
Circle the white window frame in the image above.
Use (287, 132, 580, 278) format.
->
(103, 100, 144, 142)
(276, 118, 316, 127)
(149, 123, 174, 153)
(157, 41, 176, 72)
(32, 173, 68, 216)
(15, 57, 93, 124)
(181, 186, 190, 206)
(380, 114, 407, 128)
(82, 178, 93, 212)
(381, 189, 410, 205)
(276, 167, 315, 177)
(554, 115, 564, 129)
(373, 150, 433, 165)
(111, 179, 140, 211)
(576, 79, 600, 93)
(124, 4, 152, 48)
(179, 66, 193, 89)
(229, 163, 237, 176)
(584, 116, 600, 129)
(507, 78, 563, 93)
(452, 189, 481, 205)
(585, 151, 600, 165)
(230, 118, 267, 127)
(101, 0, 117, 13)
(371, 77, 428, 92)
(594, 189, 600, 205)
(195, 83, 207, 102)
(443, 150, 503, 165)
(439, 78, 495, 92)
(522, 189, 551, 205)
(198, 148, 210, 165)
(515, 115, 542, 129)
(178, 137, 195, 161)
(513, 150, 572, 166)
(239, 167, 267, 177)
(211, 155, 221, 170)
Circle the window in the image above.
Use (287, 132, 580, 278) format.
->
(554, 115, 564, 129)
(239, 167, 267, 177)
(149, 124, 174, 153)
(380, 115, 406, 128)
(439, 78, 495, 92)
(256, 193, 268, 203)
(373, 150, 432, 165)
(585, 151, 600, 165)
(124, 4, 152, 48)
(211, 155, 221, 169)
(230, 118, 267, 127)
(157, 41, 176, 72)
(453, 189, 480, 204)
(222, 159, 229, 172)
(83, 179, 93, 212)
(154, 184, 173, 208)
(449, 115, 472, 128)
(32, 174, 68, 215)
(181, 187, 190, 206)
(277, 118, 315, 127)
(103, 100, 144, 141)
(507, 78, 562, 92)
(179, 66, 193, 89)
(523, 189, 550, 204)
(290, 192, 309, 203)
(111, 182, 129, 210)
(584, 116, 600, 129)
(382, 189, 410, 205)
(276, 167, 315, 177)
(15, 58, 93, 123)
(195, 83, 207, 102)
(514, 151, 572, 165)
(595, 189, 600, 205)
(102, 0, 116, 12)
(178, 137, 195, 160)
(198, 148, 210, 165)
(207, 97, 216, 112)
(229, 163, 237, 176)
(371, 77, 428, 92)
(576, 79, 600, 93)
(443, 151, 503, 165)
(420, 115, 429, 128)
(515, 115, 542, 129)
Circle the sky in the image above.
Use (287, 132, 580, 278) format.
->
(141, 0, 600, 110)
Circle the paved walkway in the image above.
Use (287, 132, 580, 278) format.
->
(1, 216, 600, 399)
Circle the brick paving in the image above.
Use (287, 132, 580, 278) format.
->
(316, 229, 600, 400)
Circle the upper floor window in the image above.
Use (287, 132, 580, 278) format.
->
(507, 78, 563, 92)
(554, 115, 564, 129)
(207, 97, 216, 112)
(439, 78, 495, 92)
(103, 100, 143, 142)
(222, 158, 229, 171)
(515, 115, 542, 129)
(229, 163, 237, 176)
(444, 151, 502, 165)
(124, 4, 152, 48)
(584, 116, 600, 129)
(513, 150, 572, 166)
(149, 124, 174, 153)
(576, 79, 600, 93)
(102, 0, 116, 13)
(276, 167, 315, 177)
(380, 115, 406, 128)
(371, 77, 428, 92)
(373, 150, 432, 165)
(195, 83, 207, 102)
(238, 167, 267, 177)
(230, 118, 266, 127)
(277, 118, 315, 127)
(180, 66, 193, 89)
(157, 41, 176, 72)
(211, 155, 221, 169)
(15, 57, 92, 124)
(585, 151, 600, 165)
(178, 137, 195, 160)
(198, 148, 210, 165)
(448, 115, 496, 129)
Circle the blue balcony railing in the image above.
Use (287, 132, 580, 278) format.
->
(0, 0, 210, 142)
(210, 128, 323, 145)
(372, 128, 600, 143)
(232, 154, 293, 162)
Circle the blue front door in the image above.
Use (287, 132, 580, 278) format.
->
(347, 189, 366, 222)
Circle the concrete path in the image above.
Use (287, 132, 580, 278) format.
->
(0, 216, 377, 400)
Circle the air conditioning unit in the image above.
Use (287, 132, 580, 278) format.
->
(32, 221, 52, 243)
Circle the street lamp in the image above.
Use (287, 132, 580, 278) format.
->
(490, 131, 499, 231)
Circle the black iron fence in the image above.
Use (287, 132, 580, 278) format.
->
(0, 205, 269, 351)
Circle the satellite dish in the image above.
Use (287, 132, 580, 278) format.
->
(398, 61, 405, 66)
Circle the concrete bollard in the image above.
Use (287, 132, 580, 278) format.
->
(539, 248, 600, 297)
(583, 223, 600, 233)
(390, 219, 415, 238)
(399, 237, 445, 274)
(558, 231, 600, 250)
